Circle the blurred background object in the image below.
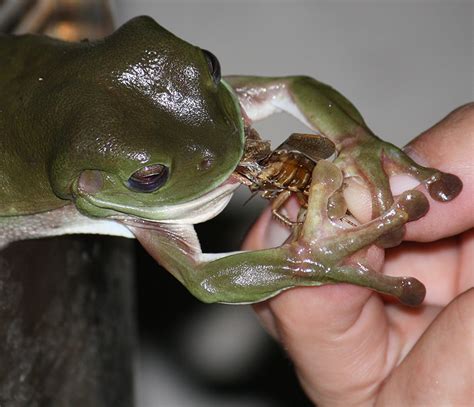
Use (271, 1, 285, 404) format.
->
(0, 0, 114, 39)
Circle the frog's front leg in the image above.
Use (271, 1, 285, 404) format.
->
(129, 161, 428, 306)
(225, 75, 462, 224)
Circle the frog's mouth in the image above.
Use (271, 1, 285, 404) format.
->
(111, 175, 241, 227)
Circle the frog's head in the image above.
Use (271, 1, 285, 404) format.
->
(48, 16, 244, 224)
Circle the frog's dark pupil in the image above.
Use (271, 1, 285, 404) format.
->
(203, 49, 221, 85)
(128, 164, 169, 193)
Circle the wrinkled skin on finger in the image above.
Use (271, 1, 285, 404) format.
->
(243, 103, 474, 406)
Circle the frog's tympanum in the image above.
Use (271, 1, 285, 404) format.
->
(0, 16, 462, 306)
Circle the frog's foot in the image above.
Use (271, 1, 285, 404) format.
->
(383, 142, 463, 202)
(301, 159, 429, 242)
(337, 139, 462, 247)
(288, 159, 429, 305)
(340, 139, 463, 213)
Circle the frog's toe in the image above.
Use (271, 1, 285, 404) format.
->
(397, 277, 426, 307)
(425, 172, 463, 202)
(384, 143, 463, 203)
(330, 265, 426, 306)
(395, 190, 430, 221)
(375, 190, 428, 248)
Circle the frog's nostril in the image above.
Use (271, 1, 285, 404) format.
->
(78, 170, 104, 194)
(198, 158, 213, 171)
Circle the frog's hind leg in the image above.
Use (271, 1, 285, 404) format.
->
(383, 142, 463, 202)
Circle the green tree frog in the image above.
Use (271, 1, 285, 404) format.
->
(0, 16, 462, 306)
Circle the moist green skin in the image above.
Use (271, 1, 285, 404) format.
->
(0, 16, 463, 306)
(0, 16, 243, 218)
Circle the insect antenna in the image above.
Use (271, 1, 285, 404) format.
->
(243, 191, 260, 206)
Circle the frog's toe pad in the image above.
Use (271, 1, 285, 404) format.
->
(396, 190, 429, 222)
(397, 277, 426, 307)
(426, 172, 463, 202)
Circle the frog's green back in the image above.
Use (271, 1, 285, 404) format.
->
(0, 33, 82, 215)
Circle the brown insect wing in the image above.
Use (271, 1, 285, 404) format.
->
(276, 133, 336, 162)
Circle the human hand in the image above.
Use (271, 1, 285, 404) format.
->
(243, 103, 474, 406)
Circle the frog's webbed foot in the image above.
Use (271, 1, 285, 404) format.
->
(289, 159, 429, 306)
(383, 142, 463, 202)
(336, 138, 462, 247)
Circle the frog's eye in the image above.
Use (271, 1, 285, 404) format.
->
(128, 164, 169, 193)
(202, 49, 221, 86)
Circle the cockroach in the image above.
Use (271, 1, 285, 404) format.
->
(235, 128, 347, 227)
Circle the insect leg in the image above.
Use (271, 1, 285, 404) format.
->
(270, 190, 295, 227)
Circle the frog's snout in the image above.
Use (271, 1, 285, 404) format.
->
(77, 170, 104, 195)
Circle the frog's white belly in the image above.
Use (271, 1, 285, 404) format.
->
(0, 205, 133, 249)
